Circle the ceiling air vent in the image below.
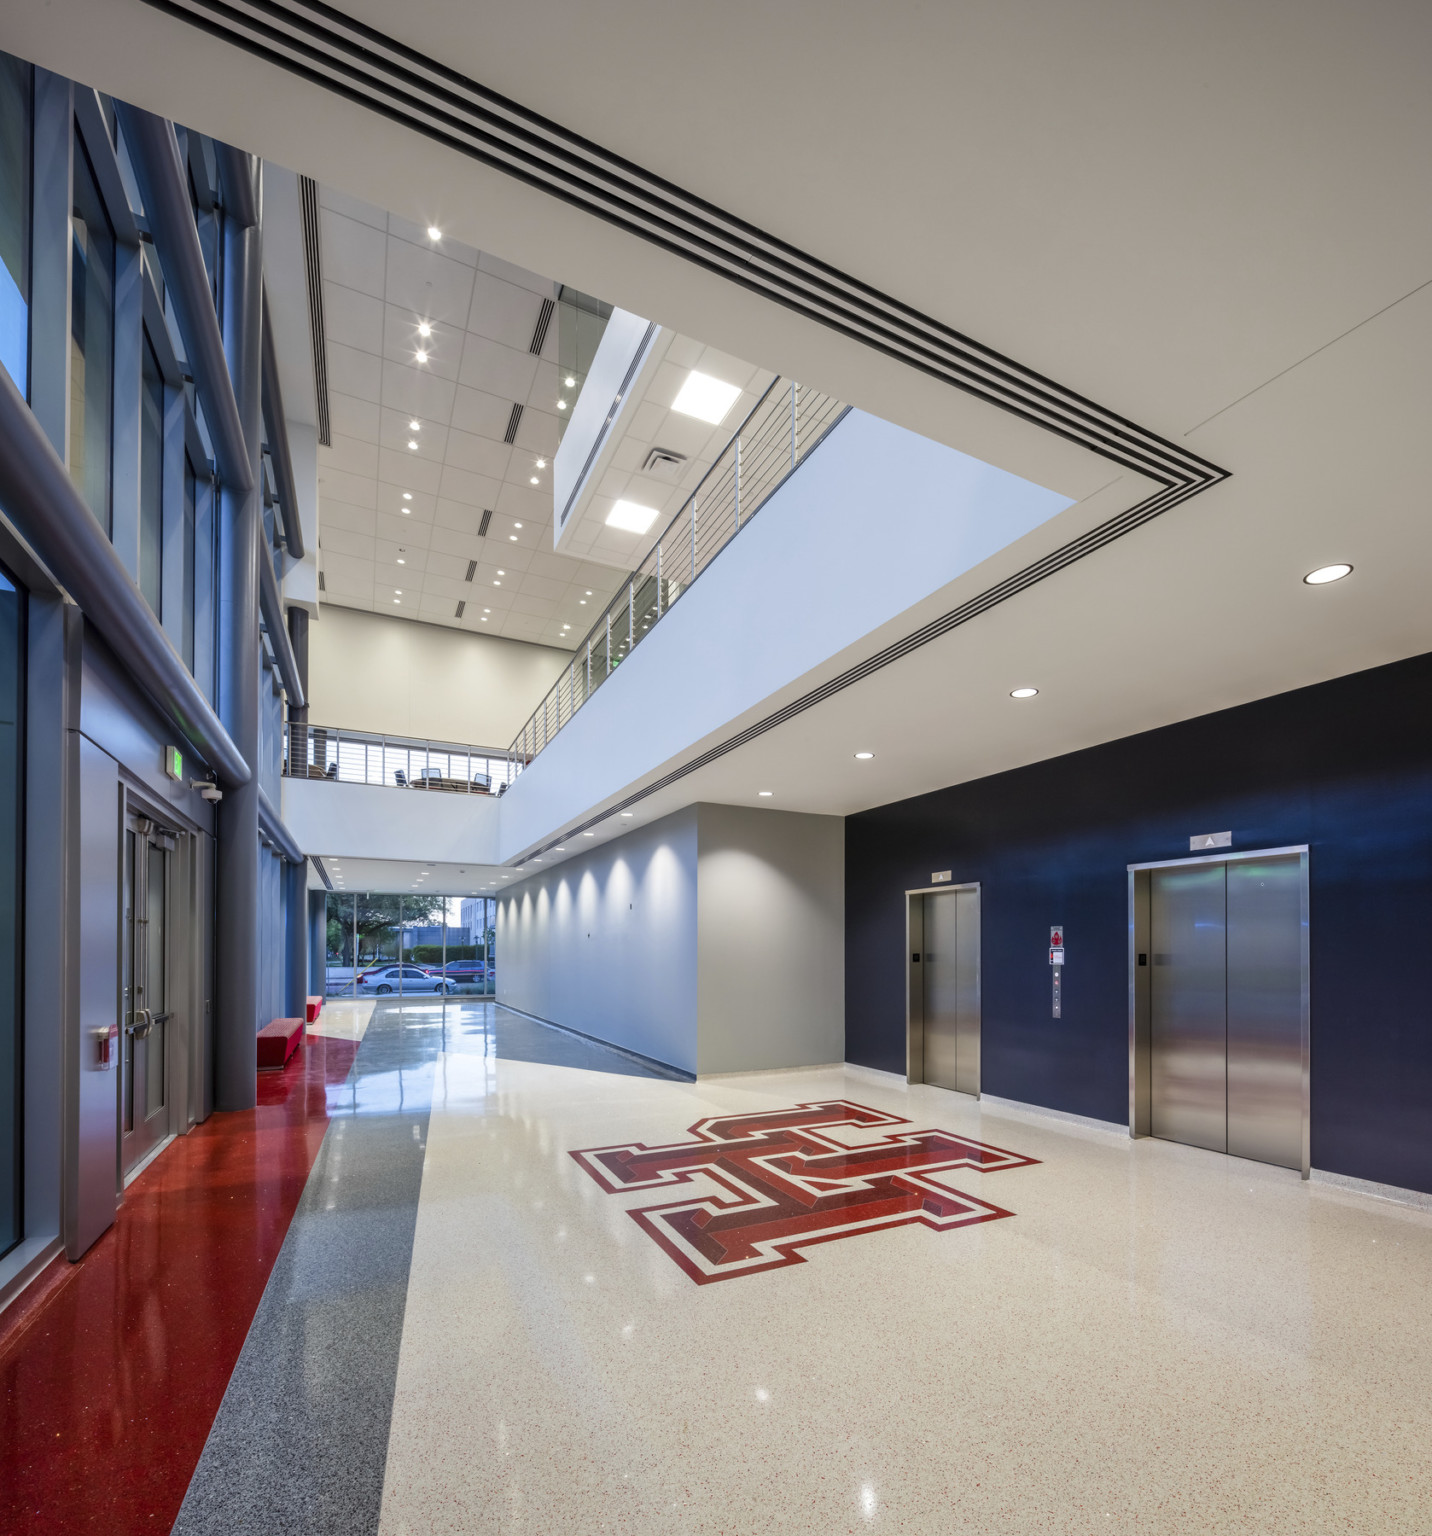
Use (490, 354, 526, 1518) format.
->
(477, 508, 492, 537)
(503, 403, 523, 444)
(529, 296, 554, 355)
(464, 559, 478, 581)
(642, 446, 687, 482)
(318, 569, 326, 591)
(455, 600, 466, 619)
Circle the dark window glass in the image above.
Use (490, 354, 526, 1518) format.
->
(183, 455, 196, 670)
(0, 52, 32, 396)
(139, 332, 164, 614)
(69, 134, 115, 533)
(0, 566, 24, 1258)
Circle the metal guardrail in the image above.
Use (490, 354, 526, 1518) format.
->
(285, 724, 515, 794)
(509, 378, 848, 773)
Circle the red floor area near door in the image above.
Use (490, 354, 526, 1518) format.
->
(0, 1033, 357, 1534)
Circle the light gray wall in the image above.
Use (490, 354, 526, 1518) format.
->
(696, 805, 845, 1074)
(307, 605, 570, 746)
(496, 803, 844, 1076)
(497, 807, 699, 1074)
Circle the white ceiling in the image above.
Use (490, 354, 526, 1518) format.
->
(11, 0, 1432, 834)
(556, 326, 777, 567)
(313, 185, 628, 648)
(313, 855, 515, 898)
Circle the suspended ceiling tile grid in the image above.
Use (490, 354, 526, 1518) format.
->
(314, 184, 626, 650)
(560, 332, 777, 567)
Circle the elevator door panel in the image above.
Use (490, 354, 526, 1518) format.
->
(1226, 856, 1303, 1169)
(922, 889, 979, 1095)
(1149, 864, 1227, 1153)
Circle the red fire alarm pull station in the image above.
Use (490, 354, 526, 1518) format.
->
(1049, 926, 1065, 1017)
(1049, 927, 1064, 949)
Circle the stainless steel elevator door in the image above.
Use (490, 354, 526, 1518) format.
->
(1226, 855, 1304, 1168)
(1150, 863, 1228, 1153)
(922, 888, 980, 1095)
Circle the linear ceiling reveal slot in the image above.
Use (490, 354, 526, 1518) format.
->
(477, 508, 492, 537)
(455, 600, 466, 618)
(503, 403, 523, 444)
(464, 558, 478, 581)
(529, 296, 554, 355)
(298, 175, 331, 447)
(309, 854, 333, 891)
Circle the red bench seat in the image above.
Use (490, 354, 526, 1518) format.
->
(257, 1017, 304, 1070)
(305, 996, 322, 1024)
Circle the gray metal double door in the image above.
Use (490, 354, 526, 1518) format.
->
(1149, 854, 1305, 1169)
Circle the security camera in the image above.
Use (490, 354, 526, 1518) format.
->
(191, 779, 224, 803)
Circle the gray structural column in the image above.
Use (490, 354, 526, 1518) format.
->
(285, 608, 310, 1017)
(308, 890, 327, 996)
(215, 189, 264, 1111)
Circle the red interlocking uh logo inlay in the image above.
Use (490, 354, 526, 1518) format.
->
(569, 1100, 1038, 1284)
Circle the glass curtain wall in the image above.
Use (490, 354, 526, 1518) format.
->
(0, 51, 31, 394)
(0, 567, 25, 1258)
(138, 331, 164, 613)
(324, 893, 496, 998)
(69, 131, 115, 533)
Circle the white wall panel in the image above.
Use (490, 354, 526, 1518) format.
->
(500, 409, 1071, 858)
(696, 806, 844, 1074)
(496, 804, 844, 1076)
(497, 807, 699, 1074)
(282, 776, 502, 864)
(306, 605, 569, 744)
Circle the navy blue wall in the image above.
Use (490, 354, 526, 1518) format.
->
(845, 652, 1432, 1195)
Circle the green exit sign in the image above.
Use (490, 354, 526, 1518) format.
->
(164, 745, 183, 782)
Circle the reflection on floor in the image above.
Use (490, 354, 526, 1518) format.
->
(307, 996, 377, 1041)
(10, 998, 1432, 1534)
(0, 1031, 359, 1536)
(379, 1056, 1432, 1534)
(171, 998, 669, 1535)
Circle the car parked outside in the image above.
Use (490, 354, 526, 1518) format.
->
(435, 959, 487, 982)
(356, 964, 455, 995)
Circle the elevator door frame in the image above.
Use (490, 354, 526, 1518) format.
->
(1127, 846, 1309, 1177)
(905, 883, 981, 1095)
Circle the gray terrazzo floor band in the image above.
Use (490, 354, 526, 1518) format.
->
(171, 999, 664, 1536)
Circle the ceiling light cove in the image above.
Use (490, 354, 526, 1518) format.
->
(1010, 687, 1039, 699)
(1304, 563, 1353, 585)
(606, 499, 659, 534)
(672, 370, 742, 425)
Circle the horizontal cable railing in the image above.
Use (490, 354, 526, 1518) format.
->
(509, 378, 848, 773)
(285, 723, 515, 793)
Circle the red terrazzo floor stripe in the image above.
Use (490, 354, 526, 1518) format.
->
(0, 1032, 358, 1534)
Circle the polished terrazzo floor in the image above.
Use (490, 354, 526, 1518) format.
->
(170, 1000, 1432, 1533)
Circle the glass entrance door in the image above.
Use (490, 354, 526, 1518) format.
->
(122, 817, 172, 1173)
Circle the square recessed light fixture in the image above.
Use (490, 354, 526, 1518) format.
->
(671, 370, 742, 425)
(606, 499, 659, 534)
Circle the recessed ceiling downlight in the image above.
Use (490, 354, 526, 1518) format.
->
(1010, 687, 1039, 699)
(853, 751, 874, 760)
(1304, 563, 1353, 585)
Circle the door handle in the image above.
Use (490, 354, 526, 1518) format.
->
(129, 1009, 153, 1039)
